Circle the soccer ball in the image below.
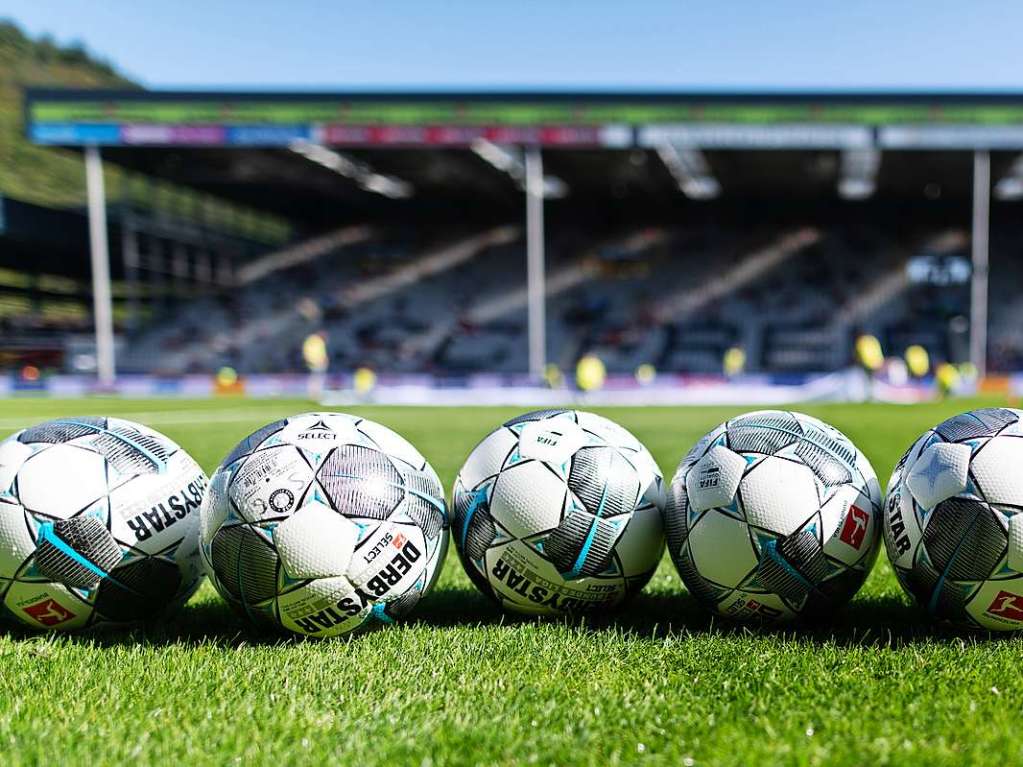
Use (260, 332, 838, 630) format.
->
(884, 407, 1023, 630)
(663, 410, 881, 622)
(451, 409, 665, 615)
(199, 412, 447, 637)
(0, 417, 206, 630)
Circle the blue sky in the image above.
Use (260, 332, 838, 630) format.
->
(4, 1, 1020, 90)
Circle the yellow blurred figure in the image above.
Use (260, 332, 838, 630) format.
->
(214, 366, 243, 395)
(723, 346, 746, 377)
(635, 363, 657, 385)
(302, 332, 329, 400)
(216, 366, 238, 386)
(353, 366, 377, 395)
(543, 363, 564, 389)
(855, 334, 884, 372)
(302, 332, 329, 373)
(936, 362, 960, 399)
(958, 361, 978, 383)
(904, 345, 930, 378)
(576, 354, 606, 392)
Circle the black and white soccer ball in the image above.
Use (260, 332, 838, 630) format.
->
(663, 410, 881, 622)
(0, 417, 206, 631)
(884, 407, 1023, 630)
(452, 409, 665, 615)
(199, 412, 448, 637)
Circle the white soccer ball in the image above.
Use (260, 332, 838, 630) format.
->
(663, 410, 881, 621)
(0, 417, 206, 630)
(452, 409, 665, 615)
(884, 407, 1023, 630)
(199, 412, 448, 637)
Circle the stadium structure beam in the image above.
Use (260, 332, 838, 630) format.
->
(525, 147, 547, 380)
(655, 143, 720, 200)
(838, 148, 881, 199)
(289, 141, 412, 198)
(971, 150, 990, 377)
(994, 154, 1023, 200)
(470, 139, 568, 198)
(85, 146, 116, 386)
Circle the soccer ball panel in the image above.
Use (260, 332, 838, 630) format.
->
(717, 589, 795, 622)
(882, 485, 922, 570)
(17, 445, 108, 519)
(574, 411, 641, 451)
(970, 437, 1023, 507)
(229, 445, 311, 523)
(344, 523, 427, 600)
(0, 501, 34, 576)
(356, 418, 428, 471)
(687, 510, 758, 588)
(0, 438, 32, 498)
(675, 423, 725, 476)
(922, 498, 1005, 582)
(276, 412, 362, 448)
(934, 407, 1019, 442)
(613, 505, 665, 577)
(222, 418, 289, 466)
(276, 575, 368, 637)
(209, 524, 280, 606)
(273, 500, 358, 579)
(483, 541, 623, 615)
(517, 419, 588, 465)
(739, 456, 818, 536)
(4, 581, 91, 631)
(1008, 513, 1023, 572)
(965, 578, 1023, 630)
(317, 445, 405, 521)
(905, 442, 970, 510)
(199, 467, 233, 546)
(685, 445, 746, 513)
(489, 461, 566, 539)
(820, 485, 879, 567)
(106, 450, 206, 553)
(457, 428, 517, 490)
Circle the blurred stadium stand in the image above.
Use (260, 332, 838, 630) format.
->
(9, 88, 1023, 381)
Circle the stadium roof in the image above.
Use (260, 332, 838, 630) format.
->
(24, 89, 1023, 226)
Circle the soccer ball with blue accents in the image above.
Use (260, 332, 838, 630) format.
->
(663, 410, 881, 622)
(0, 417, 206, 631)
(199, 412, 448, 637)
(452, 410, 665, 615)
(884, 407, 1023, 630)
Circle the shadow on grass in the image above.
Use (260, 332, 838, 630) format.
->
(0, 586, 1009, 649)
(411, 586, 1004, 649)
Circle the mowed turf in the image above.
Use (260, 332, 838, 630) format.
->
(0, 396, 1020, 767)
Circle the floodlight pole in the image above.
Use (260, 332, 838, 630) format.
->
(525, 146, 547, 380)
(85, 145, 116, 386)
(970, 150, 990, 377)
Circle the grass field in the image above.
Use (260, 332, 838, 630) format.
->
(0, 396, 1020, 766)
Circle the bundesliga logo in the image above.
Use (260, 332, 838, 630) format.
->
(839, 505, 869, 549)
(986, 591, 1023, 622)
(23, 598, 75, 627)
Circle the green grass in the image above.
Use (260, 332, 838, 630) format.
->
(0, 396, 1020, 766)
